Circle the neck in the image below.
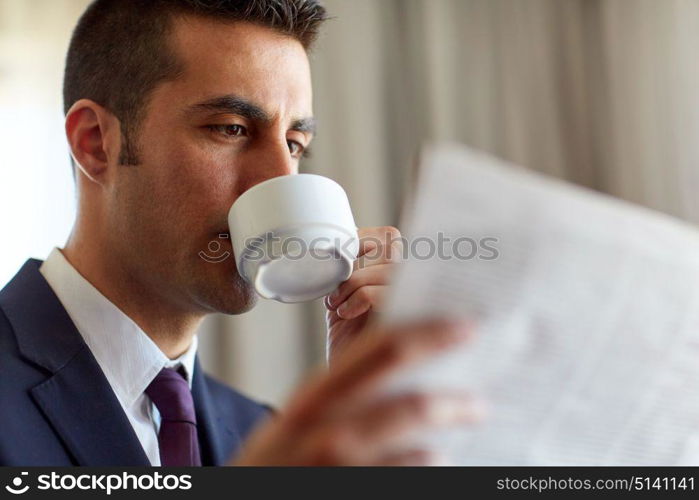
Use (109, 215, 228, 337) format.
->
(62, 232, 204, 360)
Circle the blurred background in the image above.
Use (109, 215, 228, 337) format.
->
(2, 0, 699, 406)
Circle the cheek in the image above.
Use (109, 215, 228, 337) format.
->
(143, 132, 240, 231)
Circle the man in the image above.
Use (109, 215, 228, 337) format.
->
(0, 0, 481, 466)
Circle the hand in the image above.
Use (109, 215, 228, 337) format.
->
(324, 226, 404, 363)
(231, 319, 484, 466)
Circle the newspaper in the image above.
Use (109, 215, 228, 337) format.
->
(382, 143, 699, 465)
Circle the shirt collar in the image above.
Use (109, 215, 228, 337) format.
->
(39, 247, 198, 409)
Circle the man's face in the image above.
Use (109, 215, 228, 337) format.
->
(108, 17, 314, 314)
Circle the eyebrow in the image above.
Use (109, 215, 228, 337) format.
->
(290, 117, 317, 135)
(188, 94, 316, 136)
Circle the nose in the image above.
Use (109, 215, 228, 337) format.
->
(237, 139, 296, 196)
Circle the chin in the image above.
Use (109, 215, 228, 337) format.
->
(216, 286, 259, 315)
(198, 272, 259, 315)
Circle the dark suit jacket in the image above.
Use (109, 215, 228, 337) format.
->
(0, 259, 271, 466)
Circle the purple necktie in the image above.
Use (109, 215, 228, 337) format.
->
(145, 367, 202, 466)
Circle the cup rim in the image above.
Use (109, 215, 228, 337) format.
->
(231, 173, 340, 210)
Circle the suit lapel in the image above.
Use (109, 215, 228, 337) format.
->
(0, 259, 150, 465)
(191, 358, 241, 466)
(30, 347, 150, 465)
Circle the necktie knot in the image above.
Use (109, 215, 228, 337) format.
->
(145, 367, 197, 424)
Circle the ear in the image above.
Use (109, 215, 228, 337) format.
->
(65, 99, 121, 184)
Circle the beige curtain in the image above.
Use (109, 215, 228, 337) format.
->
(4, 0, 699, 406)
(213, 0, 699, 406)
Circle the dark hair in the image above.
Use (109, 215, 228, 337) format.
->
(63, 0, 328, 165)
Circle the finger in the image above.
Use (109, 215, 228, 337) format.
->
(325, 312, 368, 362)
(284, 319, 474, 425)
(325, 307, 341, 328)
(335, 285, 383, 320)
(323, 227, 401, 310)
(326, 264, 393, 311)
(327, 320, 473, 399)
(354, 227, 404, 271)
(356, 226, 403, 258)
(347, 392, 485, 459)
(296, 392, 483, 465)
(354, 247, 403, 271)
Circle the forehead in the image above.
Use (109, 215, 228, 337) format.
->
(164, 15, 313, 114)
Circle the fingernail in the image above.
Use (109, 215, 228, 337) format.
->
(337, 301, 350, 318)
(328, 294, 338, 306)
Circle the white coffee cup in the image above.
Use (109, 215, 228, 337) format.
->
(228, 174, 359, 303)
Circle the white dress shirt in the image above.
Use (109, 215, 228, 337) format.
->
(39, 247, 198, 466)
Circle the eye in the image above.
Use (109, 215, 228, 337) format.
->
(207, 124, 248, 137)
(288, 140, 307, 159)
